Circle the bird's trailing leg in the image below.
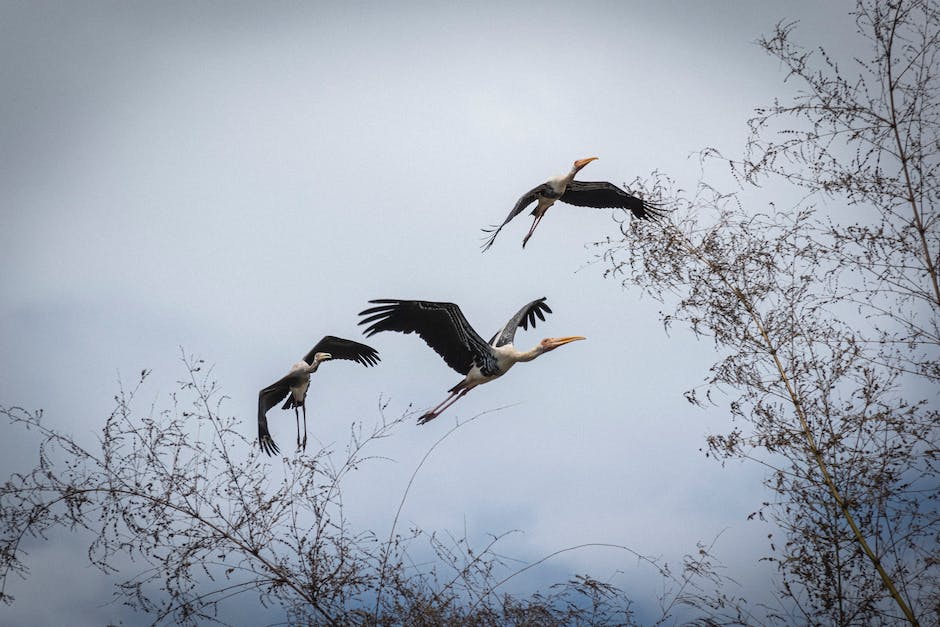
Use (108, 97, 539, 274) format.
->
(418, 390, 460, 424)
(418, 388, 471, 425)
(522, 212, 546, 248)
(301, 404, 308, 450)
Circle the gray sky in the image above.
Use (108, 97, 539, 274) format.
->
(1, 1, 861, 624)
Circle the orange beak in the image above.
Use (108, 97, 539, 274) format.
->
(573, 157, 599, 170)
(545, 336, 586, 350)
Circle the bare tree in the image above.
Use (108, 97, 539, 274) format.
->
(1, 353, 748, 626)
(597, 1, 939, 625)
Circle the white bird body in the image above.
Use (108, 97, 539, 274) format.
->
(461, 342, 544, 389)
(546, 170, 577, 194)
(461, 343, 517, 389)
(531, 170, 579, 218)
(285, 358, 323, 406)
(547, 174, 572, 192)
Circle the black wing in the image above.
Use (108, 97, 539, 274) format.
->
(303, 336, 380, 367)
(359, 300, 497, 376)
(560, 181, 666, 220)
(258, 373, 300, 456)
(481, 183, 552, 252)
(488, 297, 553, 347)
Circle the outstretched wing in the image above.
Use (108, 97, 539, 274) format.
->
(358, 300, 497, 376)
(560, 181, 666, 220)
(258, 374, 296, 456)
(303, 336, 380, 367)
(480, 183, 552, 252)
(488, 297, 552, 347)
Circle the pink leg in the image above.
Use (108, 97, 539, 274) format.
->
(420, 390, 459, 420)
(522, 214, 544, 248)
(418, 388, 470, 424)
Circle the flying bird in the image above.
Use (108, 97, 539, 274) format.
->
(258, 336, 379, 456)
(358, 298, 584, 424)
(481, 157, 664, 251)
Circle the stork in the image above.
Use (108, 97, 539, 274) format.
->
(481, 157, 664, 250)
(358, 298, 584, 424)
(258, 336, 379, 456)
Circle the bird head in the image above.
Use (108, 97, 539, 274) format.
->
(313, 351, 333, 363)
(539, 336, 586, 352)
(573, 157, 598, 171)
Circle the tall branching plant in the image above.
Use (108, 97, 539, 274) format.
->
(597, 1, 939, 623)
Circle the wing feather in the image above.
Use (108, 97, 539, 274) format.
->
(257, 374, 297, 456)
(480, 184, 552, 252)
(303, 336, 380, 367)
(488, 297, 553, 347)
(560, 181, 666, 220)
(358, 300, 495, 376)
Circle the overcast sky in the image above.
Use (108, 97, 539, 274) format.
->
(1, 1, 863, 624)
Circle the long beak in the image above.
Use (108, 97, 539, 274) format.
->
(574, 156, 599, 170)
(546, 336, 586, 349)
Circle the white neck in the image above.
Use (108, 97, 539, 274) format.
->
(513, 344, 547, 363)
(305, 355, 330, 374)
(552, 163, 582, 190)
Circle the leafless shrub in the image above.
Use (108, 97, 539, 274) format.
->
(1, 352, 751, 625)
